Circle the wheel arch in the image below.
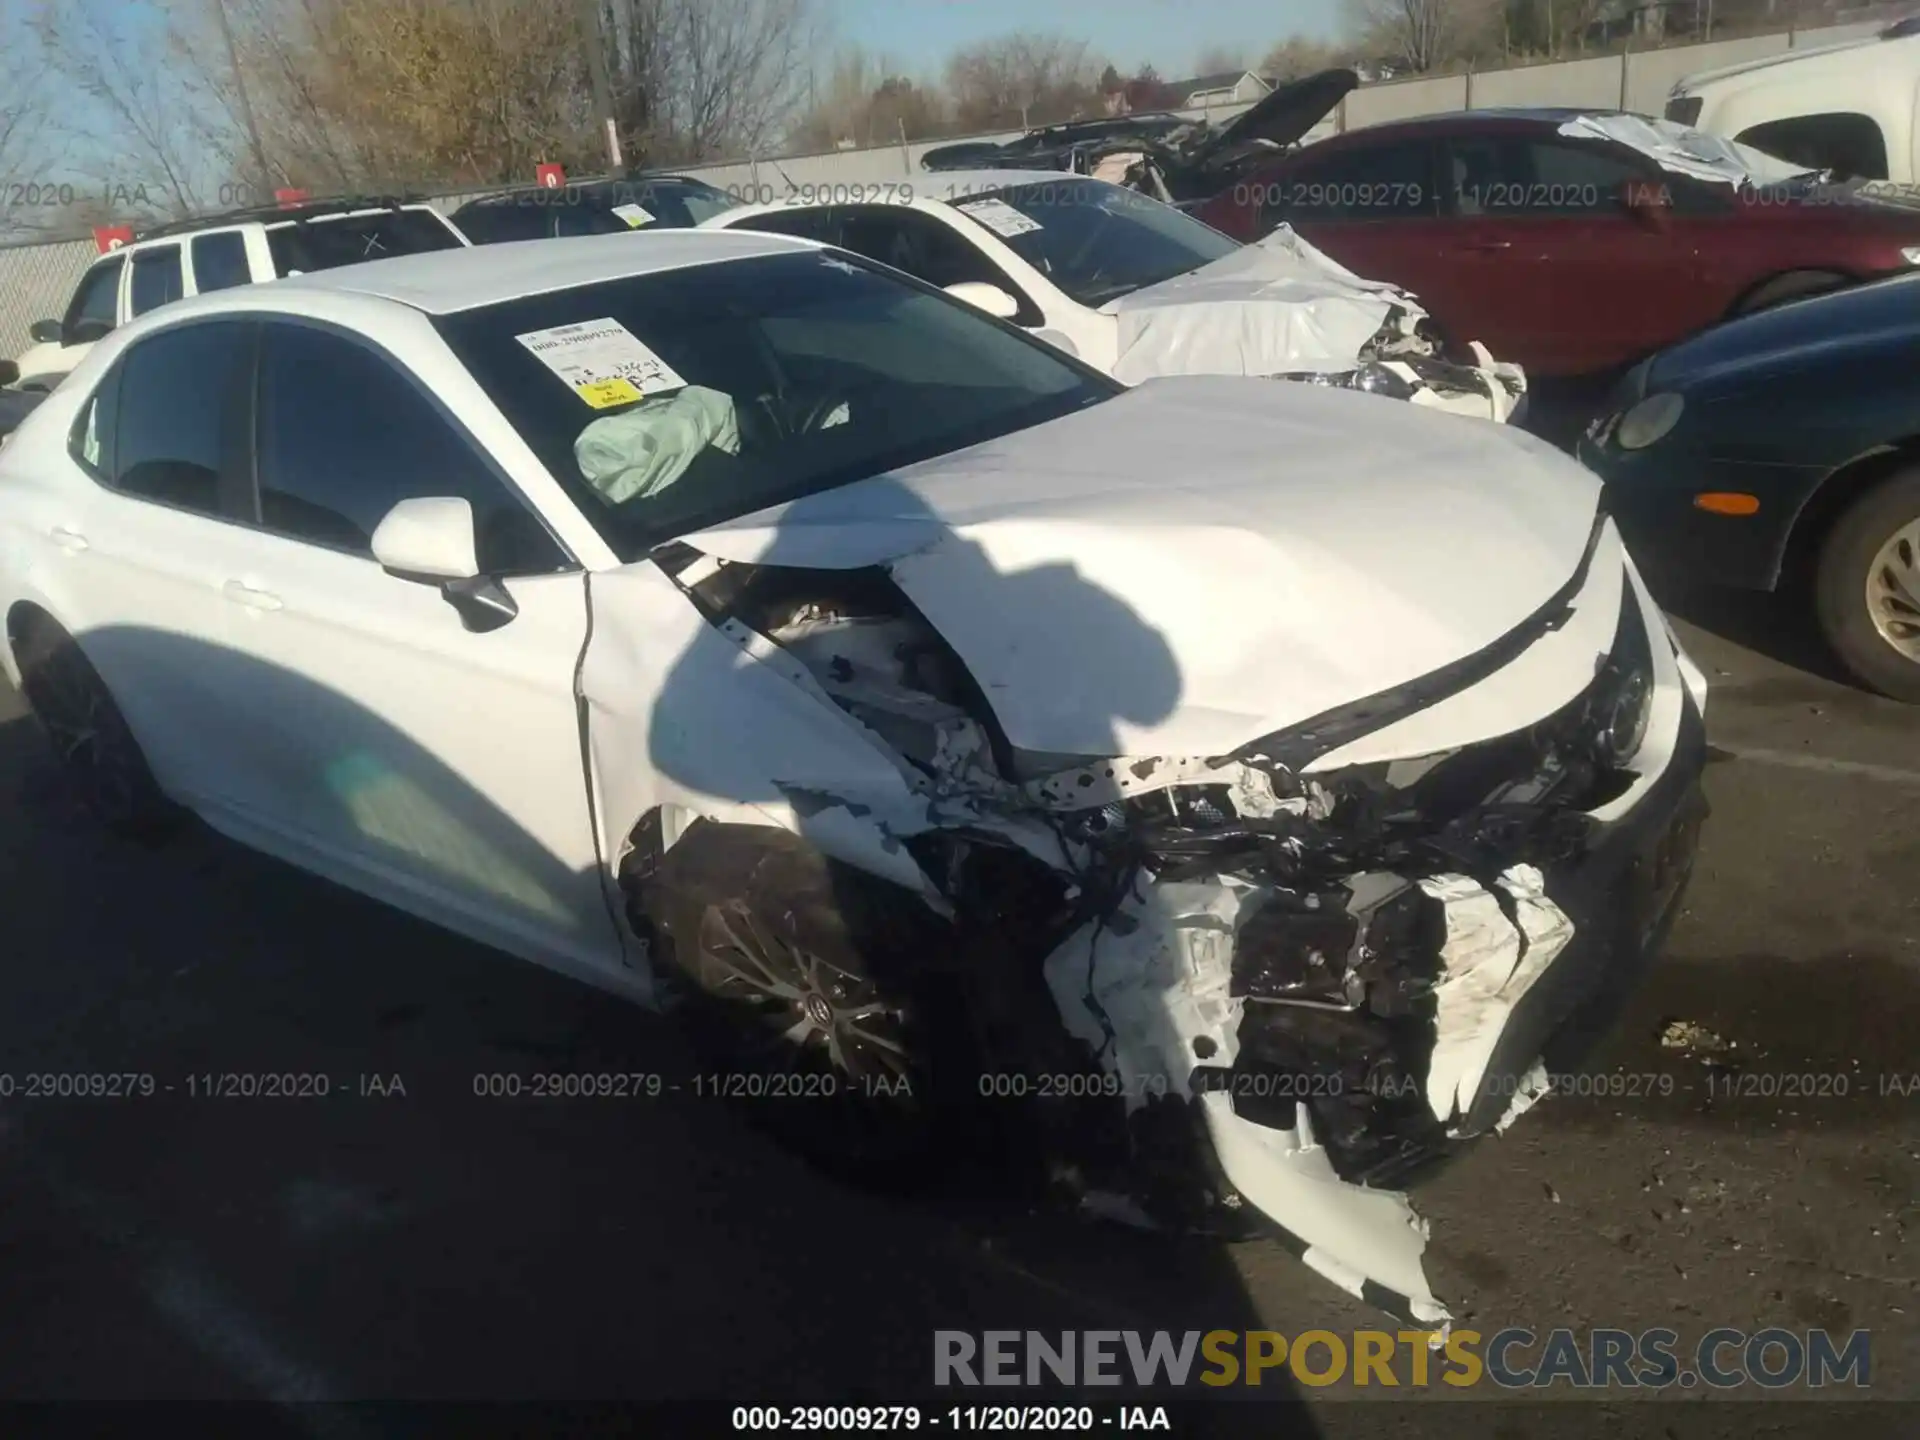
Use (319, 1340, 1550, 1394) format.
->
(3, 599, 62, 685)
(1780, 440, 1920, 588)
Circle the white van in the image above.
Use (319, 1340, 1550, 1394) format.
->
(1667, 25, 1920, 184)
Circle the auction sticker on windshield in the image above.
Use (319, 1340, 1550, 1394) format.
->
(515, 318, 686, 408)
(957, 198, 1042, 237)
(611, 203, 656, 227)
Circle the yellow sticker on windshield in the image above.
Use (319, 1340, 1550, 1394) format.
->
(576, 377, 644, 408)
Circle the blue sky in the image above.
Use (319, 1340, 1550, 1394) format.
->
(830, 0, 1342, 79)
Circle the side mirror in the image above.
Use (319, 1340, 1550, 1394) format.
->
(1030, 327, 1080, 358)
(0, 360, 16, 387)
(371, 496, 518, 633)
(29, 319, 62, 345)
(944, 281, 1021, 320)
(1620, 179, 1672, 229)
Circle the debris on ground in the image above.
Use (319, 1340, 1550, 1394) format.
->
(1659, 1017, 1739, 1062)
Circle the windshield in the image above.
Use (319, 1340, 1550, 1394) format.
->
(945, 177, 1241, 308)
(266, 210, 461, 275)
(435, 250, 1116, 561)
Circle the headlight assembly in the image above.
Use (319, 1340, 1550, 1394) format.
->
(1275, 363, 1418, 401)
(1615, 391, 1685, 450)
(1902, 245, 1920, 265)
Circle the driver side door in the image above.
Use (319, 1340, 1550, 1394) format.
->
(207, 318, 625, 976)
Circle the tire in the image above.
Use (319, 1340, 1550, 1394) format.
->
(636, 825, 960, 1182)
(1812, 470, 1920, 702)
(1732, 269, 1847, 316)
(16, 622, 178, 838)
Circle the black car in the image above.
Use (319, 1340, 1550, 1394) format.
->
(1579, 272, 1920, 700)
(450, 175, 738, 243)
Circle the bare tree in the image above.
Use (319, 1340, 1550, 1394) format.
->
(35, 0, 224, 220)
(0, 1, 68, 237)
(1259, 35, 1355, 79)
(1347, 0, 1502, 70)
(790, 49, 944, 152)
(943, 32, 1104, 131)
(602, 0, 822, 165)
(1191, 45, 1249, 77)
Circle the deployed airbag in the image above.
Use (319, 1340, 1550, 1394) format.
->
(574, 384, 740, 502)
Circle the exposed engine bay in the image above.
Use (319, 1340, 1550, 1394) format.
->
(1276, 309, 1528, 422)
(634, 513, 1705, 1324)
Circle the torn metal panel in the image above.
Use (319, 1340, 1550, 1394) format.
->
(1557, 114, 1807, 187)
(1418, 867, 1574, 1128)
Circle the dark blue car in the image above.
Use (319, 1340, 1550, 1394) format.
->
(1580, 273, 1920, 701)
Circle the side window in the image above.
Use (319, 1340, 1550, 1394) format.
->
(111, 321, 252, 516)
(253, 323, 567, 574)
(129, 246, 185, 316)
(189, 232, 251, 292)
(1447, 137, 1643, 215)
(453, 204, 550, 244)
(61, 257, 124, 342)
(833, 207, 1044, 324)
(1263, 141, 1437, 224)
(1735, 113, 1888, 180)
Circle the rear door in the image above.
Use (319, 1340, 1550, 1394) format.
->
(42, 319, 262, 808)
(1254, 135, 1450, 296)
(1434, 132, 1698, 375)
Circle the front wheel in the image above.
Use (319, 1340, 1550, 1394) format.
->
(1813, 472, 1920, 702)
(638, 826, 955, 1182)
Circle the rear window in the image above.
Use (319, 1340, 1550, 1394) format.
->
(265, 210, 461, 276)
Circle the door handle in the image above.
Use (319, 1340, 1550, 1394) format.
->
(48, 526, 88, 553)
(1465, 239, 1513, 252)
(222, 579, 283, 612)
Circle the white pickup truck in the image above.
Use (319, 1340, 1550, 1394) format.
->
(11, 200, 470, 392)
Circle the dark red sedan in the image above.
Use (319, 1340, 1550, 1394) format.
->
(1193, 108, 1920, 377)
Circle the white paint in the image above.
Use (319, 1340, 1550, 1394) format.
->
(1556, 113, 1806, 186)
(683, 375, 1605, 758)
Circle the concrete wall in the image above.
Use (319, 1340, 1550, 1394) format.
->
(0, 18, 1892, 356)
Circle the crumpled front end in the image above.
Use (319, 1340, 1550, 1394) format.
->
(629, 498, 1706, 1326)
(1029, 558, 1707, 1321)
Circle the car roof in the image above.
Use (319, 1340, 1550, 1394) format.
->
(1676, 31, 1911, 91)
(263, 230, 812, 313)
(454, 174, 725, 209)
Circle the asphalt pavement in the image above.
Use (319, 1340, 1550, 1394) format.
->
(0, 571, 1913, 1434)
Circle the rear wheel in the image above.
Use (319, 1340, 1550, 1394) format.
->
(1731, 269, 1847, 316)
(1813, 471, 1920, 702)
(17, 622, 178, 838)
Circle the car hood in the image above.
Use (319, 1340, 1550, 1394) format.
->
(1200, 68, 1359, 160)
(1102, 224, 1411, 383)
(676, 376, 1602, 759)
(1649, 271, 1920, 392)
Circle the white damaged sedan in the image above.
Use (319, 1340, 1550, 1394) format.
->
(0, 232, 1703, 1323)
(704, 172, 1528, 424)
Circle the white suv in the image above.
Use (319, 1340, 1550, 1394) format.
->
(11, 200, 470, 391)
